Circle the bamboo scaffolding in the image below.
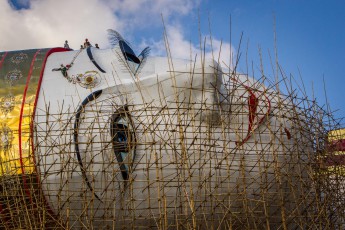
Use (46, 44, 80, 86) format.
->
(0, 31, 344, 229)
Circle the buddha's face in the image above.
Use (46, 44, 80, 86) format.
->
(33, 47, 310, 228)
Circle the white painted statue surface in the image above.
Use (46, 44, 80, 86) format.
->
(33, 45, 309, 228)
(0, 33, 320, 229)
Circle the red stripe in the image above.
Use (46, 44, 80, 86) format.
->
(0, 52, 10, 225)
(31, 48, 69, 165)
(0, 52, 8, 69)
(0, 56, 8, 197)
(237, 89, 258, 146)
(322, 154, 345, 167)
(248, 92, 259, 132)
(232, 77, 271, 146)
(330, 139, 345, 151)
(29, 47, 70, 216)
(18, 49, 42, 203)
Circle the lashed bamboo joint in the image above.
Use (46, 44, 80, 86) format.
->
(0, 30, 344, 229)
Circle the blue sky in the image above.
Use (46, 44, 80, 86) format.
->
(197, 1, 345, 123)
(2, 0, 345, 124)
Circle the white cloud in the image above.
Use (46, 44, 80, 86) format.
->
(0, 0, 118, 50)
(101, 0, 199, 29)
(0, 0, 201, 51)
(1, 0, 233, 67)
(140, 24, 235, 69)
(206, 39, 234, 69)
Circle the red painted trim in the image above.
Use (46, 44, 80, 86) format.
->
(322, 154, 345, 167)
(30, 47, 70, 216)
(0, 52, 10, 225)
(0, 55, 8, 213)
(31, 47, 68, 166)
(19, 49, 42, 203)
(0, 52, 8, 69)
(284, 127, 292, 140)
(248, 92, 259, 134)
(330, 139, 345, 152)
(232, 77, 271, 146)
(236, 89, 258, 146)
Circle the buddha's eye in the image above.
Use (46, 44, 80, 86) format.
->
(117, 131, 127, 143)
(111, 110, 136, 180)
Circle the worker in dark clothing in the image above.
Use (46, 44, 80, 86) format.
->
(84, 38, 91, 48)
(64, 40, 70, 49)
(52, 64, 70, 78)
(59, 64, 68, 77)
